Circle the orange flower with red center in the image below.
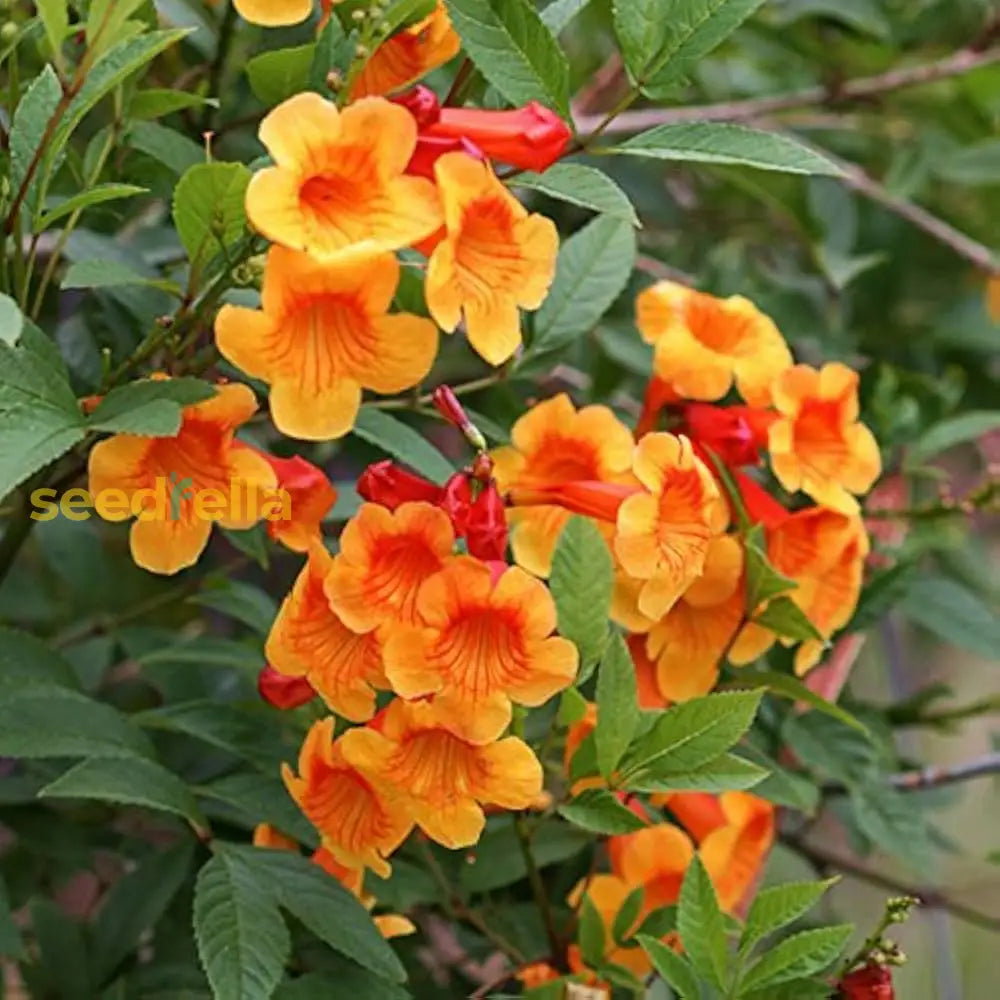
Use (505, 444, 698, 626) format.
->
(609, 823, 695, 913)
(254, 451, 337, 552)
(614, 433, 725, 620)
(282, 718, 413, 877)
(382, 556, 578, 742)
(351, 2, 460, 98)
(340, 698, 543, 849)
(730, 507, 868, 673)
(566, 874, 653, 979)
(88, 381, 276, 575)
(325, 501, 456, 635)
(216, 248, 438, 440)
(245, 94, 442, 260)
(233, 0, 313, 25)
(425, 152, 559, 365)
(636, 281, 792, 407)
(768, 362, 881, 515)
(492, 394, 635, 577)
(266, 542, 386, 722)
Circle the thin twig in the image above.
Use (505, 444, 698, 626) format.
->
(824, 752, 1000, 796)
(513, 814, 563, 967)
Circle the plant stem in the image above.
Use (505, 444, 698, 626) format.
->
(202, 0, 239, 133)
(369, 373, 505, 411)
(514, 814, 563, 967)
(823, 752, 1000, 797)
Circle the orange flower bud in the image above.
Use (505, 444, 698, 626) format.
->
(257, 665, 316, 709)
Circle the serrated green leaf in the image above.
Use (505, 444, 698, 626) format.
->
(0, 293, 22, 346)
(549, 516, 614, 671)
(740, 924, 851, 991)
(741, 879, 838, 952)
(540, 0, 590, 33)
(247, 44, 315, 105)
(900, 576, 1000, 660)
(353, 408, 454, 484)
(578, 895, 607, 968)
(624, 751, 767, 793)
(611, 886, 646, 944)
(37, 183, 148, 231)
(848, 781, 933, 869)
(749, 670, 869, 733)
(0, 626, 79, 691)
(193, 850, 290, 1000)
(677, 855, 726, 988)
(531, 215, 636, 354)
(781, 711, 876, 785)
(173, 162, 252, 276)
(638, 934, 701, 998)
(128, 120, 206, 175)
(88, 377, 217, 436)
(736, 743, 819, 813)
(511, 164, 639, 226)
(40, 756, 206, 829)
(9, 65, 62, 221)
(595, 633, 640, 777)
(610, 123, 841, 175)
(446, 0, 571, 116)
(846, 562, 918, 632)
(753, 596, 823, 641)
(62, 258, 181, 295)
(558, 788, 647, 834)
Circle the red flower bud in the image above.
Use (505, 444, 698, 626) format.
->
(838, 964, 894, 1000)
(424, 102, 571, 172)
(465, 482, 508, 560)
(258, 667, 316, 710)
(683, 403, 765, 468)
(440, 473, 474, 536)
(432, 385, 487, 451)
(356, 459, 443, 510)
(636, 376, 683, 438)
(470, 452, 494, 483)
(406, 134, 485, 179)
(391, 85, 441, 126)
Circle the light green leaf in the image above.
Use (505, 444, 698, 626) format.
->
(193, 850, 290, 1000)
(741, 879, 838, 952)
(511, 163, 639, 225)
(85, 0, 145, 55)
(848, 781, 933, 869)
(38, 183, 148, 231)
(173, 162, 252, 275)
(446, 0, 571, 116)
(353, 408, 454, 484)
(935, 139, 1000, 187)
(9, 65, 62, 218)
(558, 788, 647, 834)
(907, 410, 1000, 467)
(740, 924, 852, 991)
(677, 855, 726, 988)
(749, 670, 869, 733)
(744, 525, 796, 611)
(247, 44, 315, 106)
(770, 0, 890, 39)
(596, 633, 640, 777)
(540, 0, 590, 33)
(130, 88, 217, 119)
(624, 751, 767, 793)
(531, 214, 636, 354)
(900, 577, 1000, 660)
(0, 294, 23, 346)
(638, 935, 701, 998)
(62, 258, 181, 295)
(737, 743, 819, 813)
(128, 120, 206, 175)
(40, 756, 206, 829)
(752, 596, 823, 642)
(611, 123, 841, 175)
(549, 515, 614, 672)
(88, 377, 216, 436)
(36, 0, 69, 66)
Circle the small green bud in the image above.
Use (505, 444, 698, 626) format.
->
(0, 22, 18, 43)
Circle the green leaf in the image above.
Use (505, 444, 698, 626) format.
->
(610, 123, 841, 175)
(9, 65, 62, 220)
(620, 690, 762, 781)
(194, 850, 290, 1000)
(749, 670, 869, 733)
(739, 924, 852, 991)
(0, 879, 24, 960)
(62, 258, 181, 295)
(510, 164, 639, 226)
(848, 781, 933, 868)
(677, 855, 726, 988)
(624, 751, 767, 793)
(531, 215, 636, 354)
(89, 377, 216, 435)
(558, 788, 647, 834)
(40, 756, 206, 829)
(237, 846, 407, 983)
(900, 577, 1000, 660)
(91, 842, 195, 982)
(741, 879, 838, 952)
(128, 120, 206, 175)
(781, 712, 877, 785)
(935, 139, 1000, 187)
(130, 88, 217, 120)
(29, 899, 91, 1000)
(247, 44, 315, 105)
(615, 0, 765, 95)
(274, 971, 410, 1000)
(191, 580, 278, 635)
(549, 515, 614, 672)
(578, 895, 607, 968)
(446, 0, 571, 117)
(353, 408, 454, 484)
(638, 935, 701, 999)
(744, 526, 796, 611)
(540, 0, 590, 33)
(36, 0, 69, 66)
(752, 596, 823, 642)
(906, 410, 1000, 467)
(611, 886, 646, 944)
(0, 626, 79, 691)
(0, 323, 86, 501)
(847, 562, 918, 632)
(309, 15, 357, 91)
(173, 162, 252, 276)
(0, 293, 23, 347)
(737, 743, 819, 813)
(85, 0, 145, 55)
(770, 0, 890, 39)
(380, 0, 438, 37)
(740, 979, 834, 1000)
(595, 633, 640, 777)
(37, 183, 148, 231)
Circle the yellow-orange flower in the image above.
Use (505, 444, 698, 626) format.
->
(731, 507, 868, 673)
(636, 281, 792, 407)
(88, 381, 276, 575)
(341, 698, 542, 849)
(382, 556, 578, 742)
(254, 451, 337, 553)
(768, 362, 881, 515)
(492, 394, 635, 577)
(246, 94, 442, 261)
(643, 534, 745, 701)
(352, 2, 460, 98)
(566, 874, 652, 979)
(233, 0, 312, 25)
(282, 718, 412, 877)
(266, 542, 386, 721)
(426, 152, 559, 365)
(216, 248, 437, 440)
(325, 501, 455, 634)
(609, 823, 695, 913)
(614, 433, 724, 620)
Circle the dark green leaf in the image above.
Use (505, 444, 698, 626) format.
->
(247, 45, 315, 106)
(578, 895, 606, 968)
(907, 412, 1000, 465)
(900, 577, 1000, 660)
(127, 120, 206, 175)
(0, 879, 24, 959)
(89, 377, 216, 436)
(558, 788, 647, 834)
(611, 886, 646, 944)
(353, 408, 454, 484)
(9, 65, 62, 221)
(62, 258, 181, 294)
(274, 971, 410, 1000)
(37, 184, 148, 231)
(510, 164, 640, 226)
(0, 626, 79, 691)
(744, 526, 796, 610)
(595, 633, 640, 777)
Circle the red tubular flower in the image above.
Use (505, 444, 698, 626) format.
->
(838, 964, 894, 1000)
(257, 666, 316, 709)
(391, 85, 441, 126)
(257, 452, 337, 553)
(423, 102, 571, 172)
(407, 134, 484, 179)
(356, 460, 443, 510)
(440, 473, 473, 535)
(508, 479, 641, 522)
(465, 482, 508, 560)
(682, 403, 772, 468)
(636, 376, 683, 438)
